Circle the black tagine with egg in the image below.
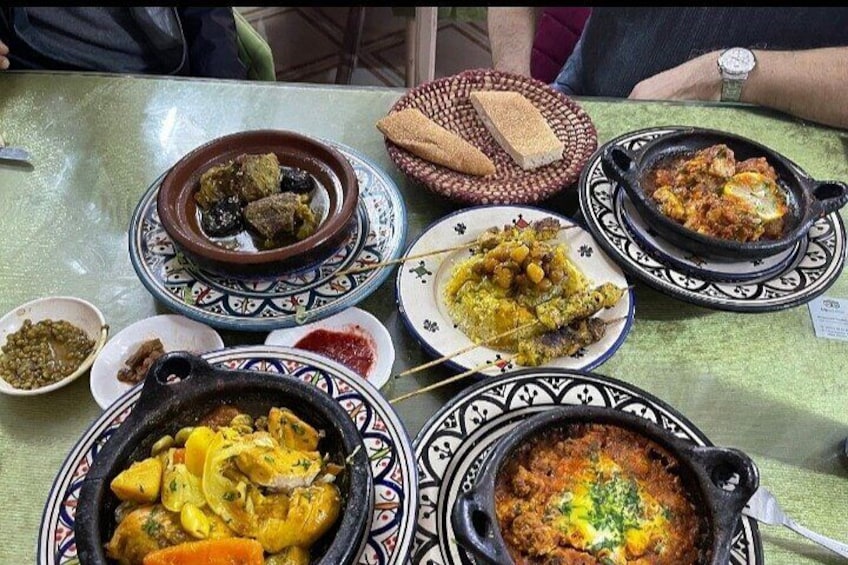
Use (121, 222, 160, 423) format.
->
(452, 404, 759, 565)
(601, 127, 848, 260)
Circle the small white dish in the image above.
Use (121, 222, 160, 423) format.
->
(0, 296, 108, 396)
(89, 314, 224, 409)
(265, 306, 394, 391)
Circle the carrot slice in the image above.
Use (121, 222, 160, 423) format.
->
(142, 538, 264, 565)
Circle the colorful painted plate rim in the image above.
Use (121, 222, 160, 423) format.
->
(410, 367, 763, 565)
(128, 141, 407, 331)
(395, 204, 635, 375)
(578, 126, 847, 312)
(38, 345, 419, 565)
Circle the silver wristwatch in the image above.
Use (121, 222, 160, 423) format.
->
(718, 47, 757, 102)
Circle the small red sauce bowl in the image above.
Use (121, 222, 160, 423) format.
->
(294, 327, 376, 378)
(265, 307, 395, 389)
(157, 130, 359, 278)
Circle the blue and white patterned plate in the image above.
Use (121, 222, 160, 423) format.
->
(129, 143, 407, 331)
(412, 369, 762, 565)
(618, 189, 803, 283)
(396, 205, 634, 376)
(38, 345, 418, 565)
(579, 127, 846, 312)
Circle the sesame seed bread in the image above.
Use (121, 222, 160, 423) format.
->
(376, 108, 496, 177)
(469, 90, 564, 171)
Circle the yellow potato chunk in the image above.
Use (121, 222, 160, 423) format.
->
(109, 457, 162, 503)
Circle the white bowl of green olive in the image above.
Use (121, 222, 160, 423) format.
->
(0, 296, 109, 396)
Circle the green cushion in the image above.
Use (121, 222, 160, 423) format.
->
(233, 9, 276, 82)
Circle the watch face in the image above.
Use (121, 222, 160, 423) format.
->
(720, 48, 756, 74)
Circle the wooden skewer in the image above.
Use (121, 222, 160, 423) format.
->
(389, 314, 632, 404)
(389, 356, 516, 404)
(393, 312, 630, 381)
(334, 243, 471, 277)
(394, 320, 538, 379)
(334, 224, 581, 277)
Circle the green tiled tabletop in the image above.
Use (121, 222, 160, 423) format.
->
(0, 71, 846, 564)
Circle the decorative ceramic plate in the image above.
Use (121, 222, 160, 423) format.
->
(384, 69, 597, 205)
(129, 143, 407, 331)
(396, 205, 634, 376)
(579, 127, 846, 312)
(39, 345, 418, 565)
(411, 368, 762, 564)
(618, 190, 803, 282)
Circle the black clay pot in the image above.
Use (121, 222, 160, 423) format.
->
(452, 406, 759, 565)
(601, 127, 848, 260)
(75, 351, 373, 565)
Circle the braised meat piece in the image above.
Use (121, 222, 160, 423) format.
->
(243, 192, 318, 247)
(236, 152, 281, 202)
(117, 338, 165, 384)
(195, 153, 281, 209)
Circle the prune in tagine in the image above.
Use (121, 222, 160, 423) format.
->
(201, 195, 243, 237)
(280, 166, 316, 194)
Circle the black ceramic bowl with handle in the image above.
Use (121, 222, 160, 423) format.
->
(75, 351, 373, 565)
(601, 127, 848, 260)
(452, 405, 759, 565)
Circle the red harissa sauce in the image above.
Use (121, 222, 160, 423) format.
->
(294, 327, 375, 378)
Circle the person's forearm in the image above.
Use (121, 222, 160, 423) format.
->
(744, 47, 848, 130)
(487, 7, 536, 76)
(0, 40, 9, 70)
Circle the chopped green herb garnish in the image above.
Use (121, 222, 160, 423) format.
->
(294, 458, 312, 470)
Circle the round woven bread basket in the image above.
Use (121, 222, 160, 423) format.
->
(384, 68, 598, 205)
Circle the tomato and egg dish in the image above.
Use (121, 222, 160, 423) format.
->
(648, 144, 789, 243)
(494, 423, 707, 564)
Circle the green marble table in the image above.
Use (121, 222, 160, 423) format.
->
(1, 71, 846, 564)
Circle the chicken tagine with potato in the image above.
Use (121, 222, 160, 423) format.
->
(104, 405, 343, 565)
(648, 144, 789, 243)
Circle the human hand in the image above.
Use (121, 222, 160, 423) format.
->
(0, 40, 9, 70)
(629, 50, 722, 101)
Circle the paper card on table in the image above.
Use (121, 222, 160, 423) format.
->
(808, 296, 848, 342)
